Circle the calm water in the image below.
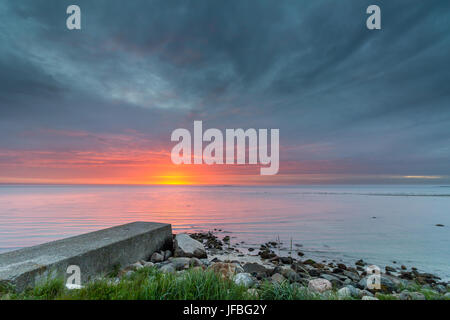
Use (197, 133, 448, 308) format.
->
(0, 185, 449, 280)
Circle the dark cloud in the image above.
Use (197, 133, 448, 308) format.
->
(0, 0, 449, 178)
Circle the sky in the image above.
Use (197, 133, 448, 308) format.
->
(0, 0, 449, 185)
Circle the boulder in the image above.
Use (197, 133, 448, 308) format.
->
(385, 266, 396, 273)
(189, 257, 204, 268)
(399, 291, 426, 300)
(174, 233, 207, 258)
(234, 273, 256, 287)
(259, 250, 276, 259)
(337, 285, 359, 299)
(279, 257, 294, 264)
(342, 270, 360, 282)
(358, 289, 374, 298)
(434, 284, 447, 294)
(358, 275, 396, 293)
(279, 267, 302, 283)
(131, 262, 144, 270)
(243, 263, 270, 277)
(303, 259, 316, 265)
(164, 250, 172, 260)
(271, 273, 286, 284)
(308, 278, 332, 293)
(143, 261, 154, 268)
(337, 263, 347, 270)
(159, 264, 176, 274)
(169, 257, 191, 270)
(355, 259, 366, 267)
(209, 262, 239, 278)
(151, 252, 164, 263)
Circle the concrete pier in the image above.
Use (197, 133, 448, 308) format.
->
(0, 221, 172, 292)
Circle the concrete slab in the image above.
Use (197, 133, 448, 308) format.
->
(0, 221, 172, 291)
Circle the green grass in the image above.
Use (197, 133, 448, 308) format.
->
(2, 267, 253, 300)
(1, 267, 447, 300)
(258, 280, 326, 300)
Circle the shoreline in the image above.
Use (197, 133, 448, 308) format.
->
(1, 227, 448, 300)
(184, 228, 450, 282)
(189, 231, 449, 288)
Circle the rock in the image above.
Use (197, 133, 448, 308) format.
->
(342, 270, 360, 282)
(209, 262, 239, 278)
(169, 257, 191, 270)
(118, 264, 138, 278)
(358, 275, 396, 293)
(279, 257, 294, 264)
(143, 261, 154, 268)
(164, 250, 172, 260)
(288, 272, 302, 283)
(435, 224, 444, 227)
(337, 263, 347, 270)
(271, 273, 286, 284)
(151, 252, 164, 263)
(385, 266, 396, 272)
(234, 273, 255, 287)
(401, 265, 407, 270)
(434, 284, 447, 294)
(159, 264, 176, 274)
(243, 263, 269, 277)
(291, 261, 307, 273)
(131, 262, 144, 270)
(308, 269, 321, 277)
(189, 257, 204, 268)
(259, 250, 276, 259)
(320, 273, 343, 287)
(362, 296, 379, 300)
(399, 271, 414, 280)
(190, 232, 223, 249)
(297, 251, 304, 257)
(337, 285, 359, 299)
(355, 259, 366, 267)
(200, 258, 211, 266)
(174, 233, 207, 258)
(308, 278, 332, 293)
(278, 267, 301, 283)
(337, 287, 352, 299)
(248, 248, 255, 252)
(343, 278, 352, 285)
(303, 259, 316, 265)
(399, 291, 426, 300)
(118, 261, 144, 277)
(234, 263, 245, 274)
(359, 289, 374, 298)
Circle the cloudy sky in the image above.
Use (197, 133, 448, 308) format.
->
(0, 0, 449, 184)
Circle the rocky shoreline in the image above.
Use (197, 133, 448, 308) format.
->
(120, 231, 450, 300)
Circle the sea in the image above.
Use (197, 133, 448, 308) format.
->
(0, 184, 448, 280)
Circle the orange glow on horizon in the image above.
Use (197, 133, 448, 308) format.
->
(1, 143, 448, 185)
